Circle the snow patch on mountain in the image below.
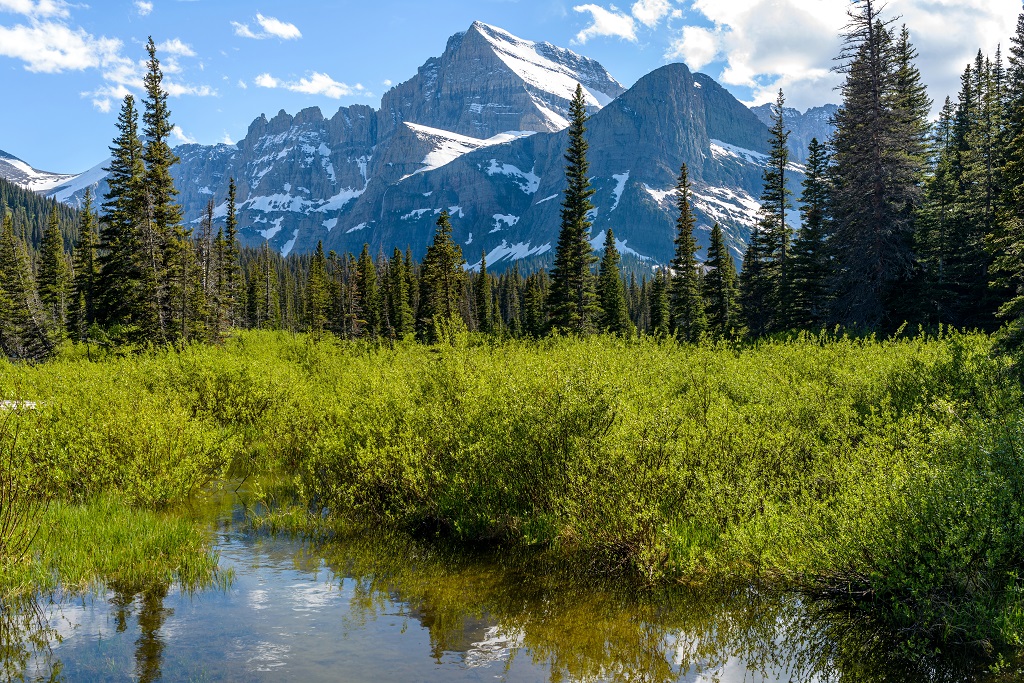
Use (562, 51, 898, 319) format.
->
(691, 186, 762, 229)
(47, 159, 110, 206)
(478, 239, 552, 268)
(589, 228, 647, 259)
(281, 229, 300, 257)
(491, 214, 519, 232)
(405, 123, 536, 177)
(610, 172, 629, 210)
(485, 159, 540, 194)
(709, 140, 769, 165)
(472, 22, 620, 113)
(0, 150, 78, 192)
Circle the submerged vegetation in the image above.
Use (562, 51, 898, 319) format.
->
(3, 329, 1024, 666)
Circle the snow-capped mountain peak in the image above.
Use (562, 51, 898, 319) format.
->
(466, 21, 621, 109)
(0, 149, 79, 193)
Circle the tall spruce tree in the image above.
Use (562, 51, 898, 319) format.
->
(474, 251, 493, 333)
(419, 210, 466, 341)
(669, 164, 707, 341)
(827, 2, 928, 329)
(704, 223, 740, 338)
(98, 94, 156, 339)
(790, 138, 831, 328)
(142, 36, 186, 341)
(548, 83, 598, 334)
(390, 247, 414, 338)
(994, 9, 1024, 343)
(649, 269, 671, 336)
(69, 189, 99, 341)
(37, 205, 71, 336)
(0, 216, 51, 359)
(223, 178, 243, 328)
(306, 241, 331, 335)
(597, 229, 631, 334)
(356, 244, 380, 338)
(742, 90, 792, 336)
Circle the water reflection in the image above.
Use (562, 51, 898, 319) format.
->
(0, 499, 1005, 682)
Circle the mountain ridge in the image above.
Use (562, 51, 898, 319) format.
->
(1, 21, 806, 267)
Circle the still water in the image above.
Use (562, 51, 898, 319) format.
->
(4, 496, 994, 682)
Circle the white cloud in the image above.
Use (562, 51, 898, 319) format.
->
(630, 0, 672, 28)
(255, 71, 365, 99)
(220, 132, 234, 145)
(254, 72, 278, 88)
(382, 79, 392, 87)
(232, 13, 301, 40)
(164, 82, 215, 97)
(230, 21, 258, 39)
(669, 0, 1021, 112)
(256, 12, 300, 40)
(134, 1, 152, 16)
(0, 0, 70, 18)
(157, 38, 194, 57)
(171, 125, 197, 144)
(0, 21, 123, 73)
(237, 79, 247, 89)
(573, 4, 637, 43)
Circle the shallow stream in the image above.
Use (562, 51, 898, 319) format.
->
(3, 494, 994, 682)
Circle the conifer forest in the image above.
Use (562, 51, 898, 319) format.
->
(6, 1, 1024, 681)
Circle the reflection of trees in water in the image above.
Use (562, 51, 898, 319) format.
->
(109, 583, 172, 683)
(316, 531, 992, 683)
(0, 598, 63, 683)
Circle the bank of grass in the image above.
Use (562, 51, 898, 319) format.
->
(0, 496, 224, 602)
(3, 329, 1024, 654)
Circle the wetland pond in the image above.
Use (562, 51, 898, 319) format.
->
(2, 494, 996, 682)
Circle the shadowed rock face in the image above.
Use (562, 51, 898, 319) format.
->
(750, 103, 839, 163)
(37, 22, 788, 267)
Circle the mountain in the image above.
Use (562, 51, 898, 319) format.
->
(0, 149, 79, 194)
(7, 21, 782, 267)
(750, 104, 839, 163)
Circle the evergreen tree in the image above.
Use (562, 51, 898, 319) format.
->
(827, 3, 928, 329)
(742, 90, 793, 336)
(522, 272, 547, 338)
(597, 229, 631, 334)
(790, 138, 832, 328)
(306, 241, 331, 335)
(98, 94, 156, 339)
(223, 178, 243, 327)
(739, 226, 771, 336)
(142, 36, 186, 340)
(704, 223, 740, 337)
(389, 247, 414, 338)
(649, 269, 671, 336)
(419, 210, 466, 341)
(474, 251, 493, 333)
(669, 164, 707, 341)
(356, 243, 380, 338)
(994, 9, 1024, 342)
(0, 216, 51, 359)
(548, 84, 598, 334)
(37, 205, 71, 336)
(68, 188, 99, 341)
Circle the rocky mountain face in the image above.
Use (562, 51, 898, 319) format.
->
(751, 104, 839, 162)
(13, 21, 789, 267)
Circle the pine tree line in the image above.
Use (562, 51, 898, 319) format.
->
(11, 5, 1024, 358)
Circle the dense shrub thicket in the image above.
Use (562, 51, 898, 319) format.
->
(3, 330, 1023, 648)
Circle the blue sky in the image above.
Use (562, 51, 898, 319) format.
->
(1, 0, 1020, 173)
